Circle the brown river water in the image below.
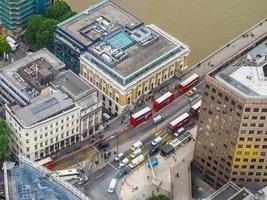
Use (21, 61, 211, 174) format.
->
(64, 0, 267, 65)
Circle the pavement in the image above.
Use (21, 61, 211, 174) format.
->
(118, 126, 197, 200)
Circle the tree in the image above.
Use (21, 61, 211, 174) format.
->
(146, 194, 170, 200)
(25, 1, 76, 51)
(58, 11, 77, 22)
(0, 35, 11, 55)
(44, 0, 71, 20)
(0, 119, 12, 161)
(25, 15, 45, 49)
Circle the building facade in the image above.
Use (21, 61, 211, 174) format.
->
(2, 49, 102, 161)
(0, 0, 51, 30)
(55, 0, 189, 115)
(193, 35, 267, 188)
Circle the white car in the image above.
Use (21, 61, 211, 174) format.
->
(114, 152, 125, 161)
(119, 158, 129, 167)
(77, 176, 88, 185)
(151, 136, 162, 146)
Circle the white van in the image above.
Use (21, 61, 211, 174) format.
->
(153, 115, 164, 124)
(174, 127, 185, 137)
(130, 148, 142, 158)
(107, 178, 117, 193)
(131, 141, 142, 151)
(128, 154, 144, 169)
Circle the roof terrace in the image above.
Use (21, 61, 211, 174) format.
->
(214, 38, 267, 98)
(57, 0, 143, 47)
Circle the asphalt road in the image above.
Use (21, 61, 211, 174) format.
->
(78, 83, 203, 200)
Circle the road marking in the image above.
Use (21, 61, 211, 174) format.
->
(95, 172, 105, 179)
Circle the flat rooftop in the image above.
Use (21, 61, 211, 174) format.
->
(5, 155, 90, 200)
(52, 70, 95, 101)
(0, 48, 65, 100)
(83, 25, 187, 85)
(57, 0, 143, 47)
(207, 182, 252, 200)
(12, 91, 75, 127)
(214, 38, 267, 98)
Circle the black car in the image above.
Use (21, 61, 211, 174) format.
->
(98, 141, 109, 150)
(116, 168, 129, 178)
(149, 145, 160, 155)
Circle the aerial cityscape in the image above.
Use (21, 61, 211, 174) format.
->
(0, 0, 266, 200)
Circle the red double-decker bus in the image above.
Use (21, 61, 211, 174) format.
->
(153, 91, 174, 112)
(168, 112, 190, 133)
(190, 100, 201, 116)
(179, 74, 199, 93)
(130, 107, 153, 126)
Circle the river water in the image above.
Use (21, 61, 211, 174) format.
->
(64, 0, 267, 65)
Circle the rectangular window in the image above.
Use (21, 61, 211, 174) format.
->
(245, 108, 250, 112)
(254, 108, 259, 112)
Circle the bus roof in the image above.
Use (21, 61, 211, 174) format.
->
(180, 74, 199, 87)
(169, 113, 189, 127)
(36, 157, 52, 166)
(56, 168, 79, 176)
(191, 100, 201, 110)
(155, 91, 173, 104)
(131, 107, 151, 119)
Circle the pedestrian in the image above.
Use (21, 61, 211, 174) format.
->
(147, 175, 149, 180)
(176, 172, 179, 177)
(143, 194, 145, 197)
(157, 187, 159, 192)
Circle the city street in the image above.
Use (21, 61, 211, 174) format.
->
(75, 88, 202, 200)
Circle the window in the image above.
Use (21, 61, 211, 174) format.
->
(212, 88, 216, 93)
(245, 108, 250, 112)
(254, 108, 259, 112)
(259, 123, 264, 127)
(260, 116, 266, 120)
(250, 123, 256, 127)
(252, 116, 257, 120)
(206, 84, 210, 89)
(262, 108, 267, 112)
(243, 115, 249, 119)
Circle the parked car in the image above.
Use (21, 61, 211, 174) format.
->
(149, 145, 160, 155)
(114, 152, 125, 162)
(116, 168, 129, 178)
(146, 158, 159, 169)
(98, 141, 109, 150)
(187, 87, 197, 97)
(130, 148, 142, 158)
(151, 136, 162, 146)
(77, 176, 88, 185)
(174, 127, 185, 137)
(119, 158, 129, 167)
(131, 141, 142, 151)
(153, 115, 164, 124)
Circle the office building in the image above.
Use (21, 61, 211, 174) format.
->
(0, 0, 51, 30)
(54, 0, 190, 114)
(193, 35, 267, 188)
(2, 49, 102, 161)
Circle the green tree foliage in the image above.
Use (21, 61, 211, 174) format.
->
(44, 0, 71, 20)
(146, 194, 170, 200)
(0, 35, 11, 55)
(0, 119, 12, 161)
(25, 1, 76, 51)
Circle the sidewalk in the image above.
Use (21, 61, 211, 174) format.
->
(118, 126, 197, 200)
